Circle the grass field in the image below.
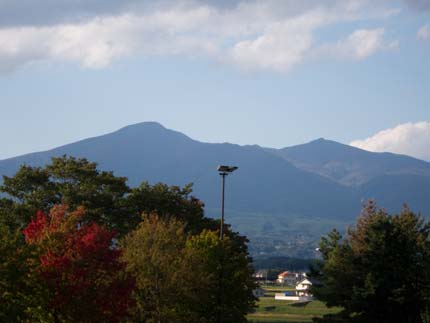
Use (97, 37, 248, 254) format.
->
(247, 286, 340, 323)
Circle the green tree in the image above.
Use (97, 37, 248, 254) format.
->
(0, 223, 44, 322)
(0, 156, 216, 236)
(185, 230, 257, 323)
(126, 182, 218, 233)
(122, 215, 256, 323)
(121, 214, 195, 323)
(312, 201, 430, 323)
(0, 156, 132, 233)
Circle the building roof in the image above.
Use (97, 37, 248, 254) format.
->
(296, 277, 321, 288)
(297, 278, 312, 285)
(278, 271, 292, 278)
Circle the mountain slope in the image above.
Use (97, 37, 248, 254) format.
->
(266, 138, 430, 187)
(358, 174, 430, 215)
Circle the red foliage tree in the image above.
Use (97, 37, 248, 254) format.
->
(23, 205, 134, 323)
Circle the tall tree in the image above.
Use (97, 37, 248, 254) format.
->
(1, 156, 132, 233)
(184, 230, 257, 323)
(122, 214, 204, 322)
(23, 205, 134, 323)
(312, 201, 430, 323)
(122, 215, 256, 323)
(0, 156, 217, 235)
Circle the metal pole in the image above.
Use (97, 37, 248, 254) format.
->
(220, 172, 226, 239)
(217, 173, 226, 323)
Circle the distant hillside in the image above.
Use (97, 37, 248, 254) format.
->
(1, 122, 430, 257)
(265, 138, 430, 187)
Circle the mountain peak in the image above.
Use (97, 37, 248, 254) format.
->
(117, 121, 166, 133)
(312, 137, 326, 143)
(267, 136, 430, 187)
(307, 138, 346, 147)
(282, 138, 350, 153)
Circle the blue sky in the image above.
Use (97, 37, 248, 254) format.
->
(0, 0, 429, 160)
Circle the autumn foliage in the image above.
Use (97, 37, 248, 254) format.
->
(23, 205, 134, 323)
(1, 157, 256, 323)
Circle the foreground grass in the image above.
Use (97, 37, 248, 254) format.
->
(247, 286, 341, 323)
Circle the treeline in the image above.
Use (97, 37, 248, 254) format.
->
(253, 257, 316, 271)
(0, 157, 256, 323)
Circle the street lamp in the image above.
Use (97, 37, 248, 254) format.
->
(217, 165, 238, 239)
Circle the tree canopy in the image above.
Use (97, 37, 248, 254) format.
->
(24, 205, 134, 323)
(122, 214, 256, 323)
(0, 156, 216, 235)
(185, 229, 257, 322)
(312, 201, 430, 323)
(0, 156, 256, 322)
(0, 156, 131, 233)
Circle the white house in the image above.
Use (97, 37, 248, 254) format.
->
(274, 277, 317, 302)
(296, 278, 313, 297)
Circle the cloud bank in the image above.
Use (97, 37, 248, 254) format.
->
(0, 0, 401, 73)
(350, 122, 430, 161)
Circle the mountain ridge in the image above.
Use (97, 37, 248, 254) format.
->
(265, 138, 430, 187)
(1, 121, 429, 220)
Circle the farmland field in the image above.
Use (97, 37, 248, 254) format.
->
(247, 285, 341, 323)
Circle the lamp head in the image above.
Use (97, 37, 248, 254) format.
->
(217, 165, 238, 173)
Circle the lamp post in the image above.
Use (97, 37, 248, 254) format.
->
(215, 165, 238, 323)
(217, 165, 238, 239)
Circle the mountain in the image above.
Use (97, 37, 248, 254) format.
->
(265, 138, 430, 186)
(358, 174, 430, 215)
(0, 122, 356, 218)
(1, 122, 430, 257)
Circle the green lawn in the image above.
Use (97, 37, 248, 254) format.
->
(247, 286, 341, 323)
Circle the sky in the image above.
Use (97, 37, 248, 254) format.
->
(0, 0, 429, 160)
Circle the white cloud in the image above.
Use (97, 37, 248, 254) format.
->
(230, 11, 323, 72)
(417, 24, 430, 41)
(0, 0, 401, 73)
(0, 9, 218, 71)
(317, 28, 398, 60)
(350, 122, 430, 161)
